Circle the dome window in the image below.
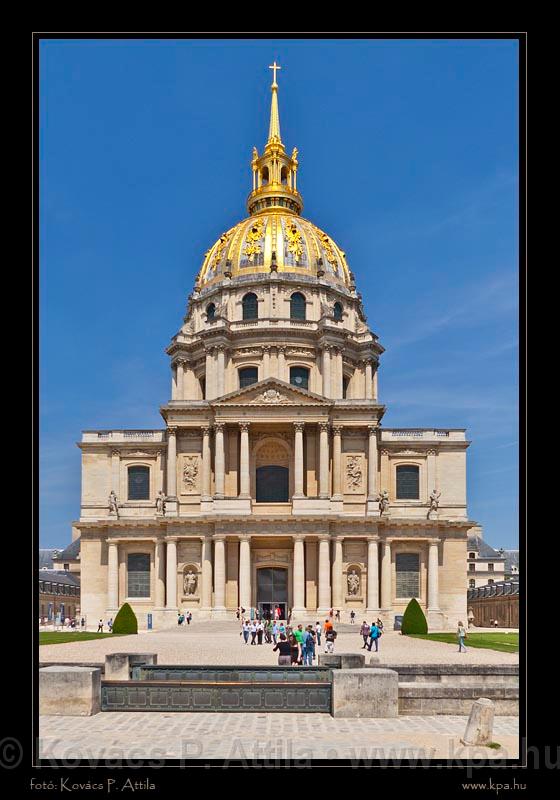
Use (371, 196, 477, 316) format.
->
(290, 292, 306, 320)
(280, 166, 288, 185)
(206, 303, 216, 321)
(242, 293, 258, 321)
(239, 367, 258, 389)
(333, 302, 343, 321)
(290, 366, 309, 390)
(261, 167, 269, 186)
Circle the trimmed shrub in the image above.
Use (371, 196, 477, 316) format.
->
(112, 602, 138, 635)
(401, 598, 428, 635)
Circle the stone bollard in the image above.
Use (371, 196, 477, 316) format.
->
(318, 653, 365, 670)
(331, 668, 399, 718)
(368, 655, 381, 665)
(460, 698, 495, 745)
(105, 652, 157, 680)
(40, 666, 101, 716)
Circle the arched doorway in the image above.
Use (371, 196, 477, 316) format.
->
(256, 465, 289, 502)
(257, 567, 288, 620)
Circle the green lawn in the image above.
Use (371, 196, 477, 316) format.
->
(410, 632, 518, 653)
(39, 632, 131, 645)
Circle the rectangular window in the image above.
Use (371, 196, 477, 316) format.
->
(395, 553, 420, 598)
(396, 465, 420, 499)
(128, 466, 150, 500)
(469, 563, 475, 572)
(127, 553, 150, 598)
(488, 563, 494, 572)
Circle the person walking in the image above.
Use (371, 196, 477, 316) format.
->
(376, 618, 384, 633)
(335, 609, 341, 623)
(272, 620, 279, 644)
(367, 621, 380, 652)
(257, 621, 264, 645)
(288, 630, 299, 666)
(293, 624, 305, 664)
(329, 608, 333, 620)
(97, 619, 103, 633)
(279, 622, 286, 637)
(457, 621, 467, 652)
(242, 620, 250, 644)
(350, 610, 356, 624)
(107, 618, 113, 633)
(315, 621, 322, 648)
(325, 626, 337, 654)
(273, 633, 293, 666)
(360, 620, 370, 648)
(302, 625, 316, 666)
(80, 617, 85, 629)
(250, 621, 257, 645)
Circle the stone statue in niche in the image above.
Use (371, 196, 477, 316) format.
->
(183, 457, 199, 489)
(377, 489, 390, 514)
(183, 570, 198, 596)
(108, 490, 119, 517)
(429, 488, 441, 512)
(155, 490, 167, 515)
(346, 456, 363, 489)
(347, 569, 360, 596)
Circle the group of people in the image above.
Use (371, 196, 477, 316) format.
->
(238, 615, 340, 666)
(97, 618, 113, 633)
(359, 619, 384, 651)
(177, 611, 193, 626)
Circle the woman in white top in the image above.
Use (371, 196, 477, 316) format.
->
(457, 621, 467, 652)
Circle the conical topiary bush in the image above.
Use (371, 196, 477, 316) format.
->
(401, 598, 428, 635)
(111, 602, 138, 635)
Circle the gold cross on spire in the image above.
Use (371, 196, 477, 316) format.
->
(269, 61, 281, 86)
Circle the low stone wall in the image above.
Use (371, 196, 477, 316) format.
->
(398, 684, 518, 716)
(331, 668, 399, 718)
(318, 653, 366, 670)
(380, 664, 519, 687)
(105, 653, 157, 681)
(40, 666, 101, 716)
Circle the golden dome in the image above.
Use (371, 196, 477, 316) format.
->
(197, 213, 352, 289)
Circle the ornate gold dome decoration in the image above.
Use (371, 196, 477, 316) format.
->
(197, 213, 352, 288)
(195, 63, 353, 290)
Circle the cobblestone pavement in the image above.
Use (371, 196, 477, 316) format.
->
(40, 623, 519, 667)
(39, 713, 519, 761)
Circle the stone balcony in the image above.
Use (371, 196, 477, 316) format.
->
(82, 430, 165, 443)
(381, 428, 466, 442)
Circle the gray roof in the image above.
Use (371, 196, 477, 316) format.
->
(38, 570, 81, 587)
(52, 538, 81, 562)
(467, 537, 504, 560)
(503, 550, 519, 572)
(39, 549, 60, 569)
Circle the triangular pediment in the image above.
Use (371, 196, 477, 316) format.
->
(212, 378, 332, 406)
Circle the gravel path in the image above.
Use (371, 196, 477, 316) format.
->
(40, 622, 518, 666)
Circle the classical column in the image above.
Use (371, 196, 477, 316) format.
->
(166, 538, 178, 608)
(292, 536, 306, 614)
(176, 358, 185, 400)
(171, 363, 177, 400)
(366, 537, 379, 612)
(213, 535, 226, 611)
(293, 422, 305, 498)
(239, 422, 251, 498)
(107, 541, 119, 609)
(155, 540, 165, 607)
(263, 346, 271, 379)
(318, 422, 330, 499)
(216, 347, 225, 397)
(332, 425, 343, 500)
(427, 450, 437, 503)
(332, 348, 343, 399)
(201, 425, 212, 501)
(331, 536, 344, 609)
(239, 535, 251, 610)
(318, 536, 331, 611)
(380, 539, 392, 610)
(214, 422, 225, 499)
(277, 346, 286, 381)
(322, 346, 331, 398)
(166, 427, 177, 498)
(205, 348, 215, 400)
(365, 360, 373, 399)
(373, 366, 378, 401)
(367, 425, 378, 499)
(428, 540, 440, 610)
(201, 536, 213, 610)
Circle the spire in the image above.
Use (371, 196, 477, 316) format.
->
(267, 61, 282, 145)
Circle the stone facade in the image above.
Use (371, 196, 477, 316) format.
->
(73, 68, 474, 631)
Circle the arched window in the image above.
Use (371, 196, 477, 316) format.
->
(396, 465, 419, 500)
(261, 166, 269, 186)
(333, 302, 343, 321)
(206, 303, 216, 321)
(128, 465, 150, 500)
(290, 292, 306, 320)
(199, 377, 206, 399)
(242, 292, 258, 320)
(280, 166, 288, 185)
(239, 367, 258, 388)
(395, 553, 420, 598)
(290, 366, 309, 390)
(127, 553, 150, 598)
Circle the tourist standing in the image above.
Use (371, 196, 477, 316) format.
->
(350, 610, 356, 624)
(288, 630, 299, 665)
(273, 633, 292, 666)
(294, 624, 304, 663)
(97, 619, 103, 633)
(303, 625, 316, 666)
(335, 609, 341, 623)
(187, 612, 192, 625)
(250, 621, 257, 644)
(315, 621, 322, 648)
(272, 620, 279, 644)
(80, 617, 85, 629)
(323, 618, 333, 635)
(242, 620, 250, 644)
(257, 621, 264, 645)
(367, 622, 380, 652)
(325, 626, 337, 654)
(360, 621, 370, 648)
(376, 618, 384, 633)
(107, 618, 113, 632)
(329, 608, 333, 620)
(279, 622, 286, 638)
(457, 621, 467, 652)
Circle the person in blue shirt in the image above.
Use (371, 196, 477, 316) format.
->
(302, 625, 316, 666)
(367, 622, 380, 652)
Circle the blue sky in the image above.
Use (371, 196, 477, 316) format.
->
(39, 38, 519, 549)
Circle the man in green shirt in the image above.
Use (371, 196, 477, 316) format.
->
(293, 624, 305, 664)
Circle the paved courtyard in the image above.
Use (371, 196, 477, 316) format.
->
(39, 712, 519, 761)
(40, 622, 519, 666)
